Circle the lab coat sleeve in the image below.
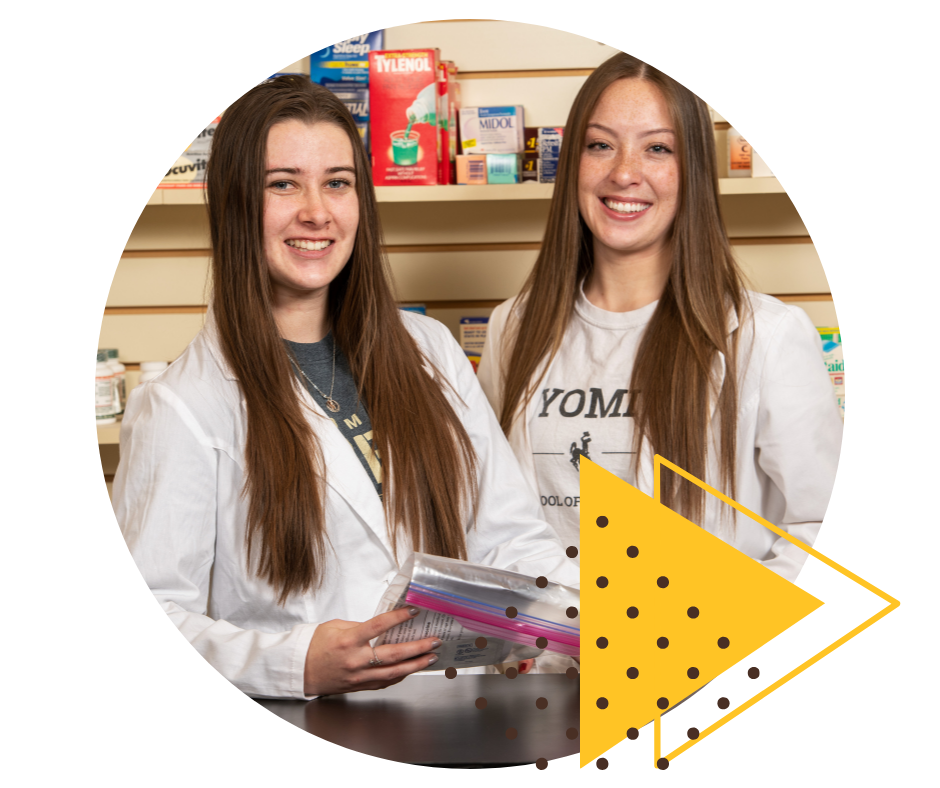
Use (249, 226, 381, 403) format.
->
(753, 307, 843, 581)
(113, 381, 319, 699)
(423, 318, 580, 589)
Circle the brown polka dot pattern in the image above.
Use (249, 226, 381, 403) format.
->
(505, 606, 517, 619)
(505, 667, 518, 679)
(536, 636, 548, 649)
(444, 667, 457, 679)
(687, 727, 700, 740)
(536, 576, 548, 588)
(596, 697, 609, 709)
(475, 697, 487, 709)
(596, 515, 608, 527)
(718, 697, 730, 710)
(596, 758, 609, 770)
(718, 636, 730, 649)
(475, 636, 487, 649)
(748, 666, 760, 679)
(535, 697, 548, 710)
(657, 576, 669, 588)
(536, 758, 548, 770)
(596, 576, 609, 588)
(596, 636, 608, 649)
(626, 727, 639, 740)
(566, 546, 578, 558)
(687, 606, 700, 618)
(687, 666, 700, 679)
(626, 667, 639, 679)
(565, 667, 579, 679)
(506, 727, 517, 740)
(657, 697, 669, 710)
(626, 545, 639, 558)
(626, 606, 639, 619)
(657, 636, 669, 649)
(566, 727, 578, 740)
(566, 606, 578, 618)
(657, 758, 669, 770)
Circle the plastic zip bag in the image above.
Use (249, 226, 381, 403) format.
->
(373, 553, 580, 671)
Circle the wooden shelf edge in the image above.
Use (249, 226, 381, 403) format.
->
(146, 178, 785, 205)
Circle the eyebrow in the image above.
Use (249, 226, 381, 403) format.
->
(264, 165, 356, 176)
(586, 123, 675, 137)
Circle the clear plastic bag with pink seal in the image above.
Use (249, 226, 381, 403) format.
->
(373, 553, 580, 671)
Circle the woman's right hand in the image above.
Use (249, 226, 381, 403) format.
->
(303, 606, 441, 697)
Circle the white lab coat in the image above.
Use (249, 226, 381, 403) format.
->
(113, 311, 578, 699)
(478, 291, 844, 583)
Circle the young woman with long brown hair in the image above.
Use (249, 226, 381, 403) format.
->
(113, 76, 576, 699)
(479, 53, 842, 588)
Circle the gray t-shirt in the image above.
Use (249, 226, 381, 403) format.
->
(285, 334, 383, 499)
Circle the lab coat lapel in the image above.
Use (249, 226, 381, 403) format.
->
(203, 314, 396, 560)
(297, 385, 395, 559)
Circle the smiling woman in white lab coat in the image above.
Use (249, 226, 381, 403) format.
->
(479, 53, 843, 580)
(113, 76, 576, 700)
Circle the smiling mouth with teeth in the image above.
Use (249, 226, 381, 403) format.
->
(286, 239, 333, 251)
(604, 199, 651, 214)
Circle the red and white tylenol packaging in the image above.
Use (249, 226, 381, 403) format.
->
(369, 48, 442, 185)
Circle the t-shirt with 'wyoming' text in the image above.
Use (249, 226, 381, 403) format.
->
(529, 287, 658, 555)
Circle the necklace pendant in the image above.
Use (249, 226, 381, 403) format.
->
(326, 398, 341, 413)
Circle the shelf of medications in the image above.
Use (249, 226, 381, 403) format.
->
(146, 178, 783, 207)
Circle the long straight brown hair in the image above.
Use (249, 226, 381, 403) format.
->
(207, 76, 477, 603)
(498, 53, 747, 523)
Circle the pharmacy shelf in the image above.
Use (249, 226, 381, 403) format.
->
(98, 421, 121, 445)
(148, 177, 783, 205)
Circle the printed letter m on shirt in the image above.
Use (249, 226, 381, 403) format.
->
(585, 388, 629, 418)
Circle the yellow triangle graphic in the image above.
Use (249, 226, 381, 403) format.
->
(580, 458, 823, 767)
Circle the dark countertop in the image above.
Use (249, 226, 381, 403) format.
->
(256, 674, 580, 767)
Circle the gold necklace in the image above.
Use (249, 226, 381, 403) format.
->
(292, 335, 340, 413)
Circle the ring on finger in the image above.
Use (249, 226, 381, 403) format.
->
(368, 645, 384, 668)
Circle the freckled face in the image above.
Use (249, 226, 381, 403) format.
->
(262, 119, 359, 302)
(578, 78, 680, 266)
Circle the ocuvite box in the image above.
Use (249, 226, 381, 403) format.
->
(369, 48, 442, 185)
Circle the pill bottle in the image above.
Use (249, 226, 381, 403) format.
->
(95, 350, 116, 425)
(139, 361, 169, 384)
(104, 348, 126, 416)
(727, 127, 752, 178)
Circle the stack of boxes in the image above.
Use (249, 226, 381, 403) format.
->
(311, 31, 384, 153)
(456, 106, 526, 184)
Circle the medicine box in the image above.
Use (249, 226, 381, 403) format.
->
(311, 31, 383, 153)
(486, 153, 521, 184)
(537, 127, 564, 183)
(456, 155, 487, 184)
(460, 106, 525, 154)
(369, 48, 443, 186)
(160, 116, 220, 188)
(459, 317, 489, 373)
(818, 327, 844, 419)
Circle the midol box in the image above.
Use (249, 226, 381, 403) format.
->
(160, 116, 220, 188)
(369, 48, 442, 185)
(310, 31, 384, 152)
(460, 106, 525, 154)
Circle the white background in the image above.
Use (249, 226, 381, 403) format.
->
(2, 1, 936, 785)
